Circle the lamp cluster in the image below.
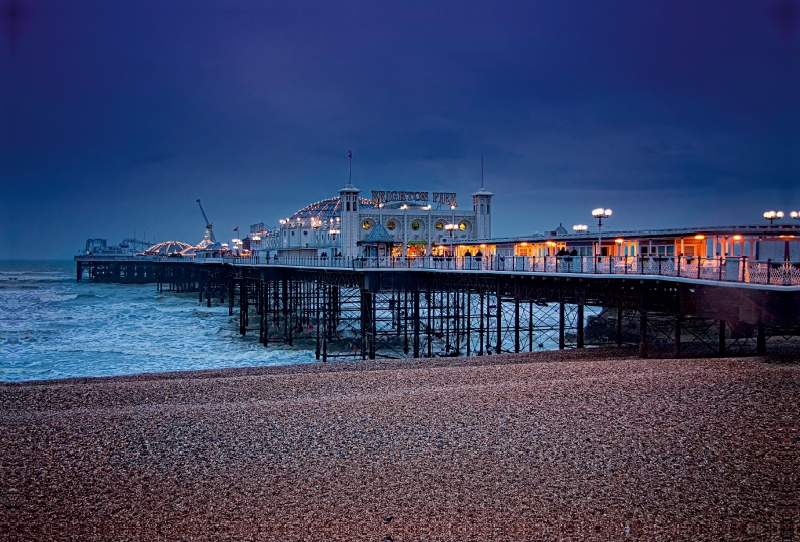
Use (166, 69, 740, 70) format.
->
(764, 210, 800, 225)
(592, 208, 612, 219)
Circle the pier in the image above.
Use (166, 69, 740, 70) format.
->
(76, 252, 800, 359)
(74, 184, 800, 360)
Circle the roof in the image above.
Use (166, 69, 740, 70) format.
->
(145, 241, 193, 255)
(471, 186, 494, 196)
(358, 223, 395, 245)
(287, 196, 377, 227)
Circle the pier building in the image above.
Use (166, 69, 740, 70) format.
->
(247, 182, 493, 260)
(447, 225, 800, 264)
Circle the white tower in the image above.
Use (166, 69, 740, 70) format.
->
(339, 183, 361, 258)
(472, 185, 493, 240)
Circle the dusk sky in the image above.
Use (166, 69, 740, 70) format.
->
(1, 0, 798, 259)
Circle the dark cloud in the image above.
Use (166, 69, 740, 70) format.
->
(1, 0, 798, 258)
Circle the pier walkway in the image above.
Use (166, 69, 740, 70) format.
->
(221, 254, 800, 288)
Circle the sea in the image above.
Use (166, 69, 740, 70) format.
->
(0, 260, 315, 382)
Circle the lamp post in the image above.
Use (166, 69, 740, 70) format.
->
(424, 205, 432, 256)
(790, 211, 800, 221)
(572, 225, 587, 259)
(764, 210, 784, 225)
(444, 223, 457, 255)
(591, 208, 612, 256)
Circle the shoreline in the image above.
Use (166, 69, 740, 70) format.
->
(3, 350, 798, 541)
(4, 346, 644, 387)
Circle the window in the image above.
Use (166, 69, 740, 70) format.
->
(353, 201, 357, 211)
(303, 230, 308, 236)
(387, 221, 396, 230)
(436, 222, 444, 231)
(346, 201, 350, 211)
(411, 221, 420, 230)
(362, 220, 371, 230)
(459, 222, 466, 230)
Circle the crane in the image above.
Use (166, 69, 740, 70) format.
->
(196, 199, 216, 243)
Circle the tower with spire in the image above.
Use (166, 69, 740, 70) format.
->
(339, 150, 361, 258)
(471, 155, 494, 239)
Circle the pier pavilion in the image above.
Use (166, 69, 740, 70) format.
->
(247, 182, 493, 260)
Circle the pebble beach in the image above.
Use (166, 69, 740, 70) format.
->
(2, 349, 798, 541)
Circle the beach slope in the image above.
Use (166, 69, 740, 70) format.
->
(2, 351, 798, 541)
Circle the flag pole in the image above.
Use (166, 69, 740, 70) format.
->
(348, 149, 352, 185)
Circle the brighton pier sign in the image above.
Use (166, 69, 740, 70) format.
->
(370, 190, 458, 207)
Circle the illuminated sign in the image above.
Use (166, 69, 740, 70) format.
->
(371, 190, 458, 207)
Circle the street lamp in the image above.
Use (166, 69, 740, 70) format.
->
(424, 205, 432, 256)
(790, 211, 800, 220)
(445, 223, 457, 255)
(573, 224, 588, 233)
(591, 208, 612, 256)
(764, 210, 784, 225)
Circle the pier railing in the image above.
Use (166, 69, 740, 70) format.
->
(222, 255, 800, 286)
(76, 254, 195, 262)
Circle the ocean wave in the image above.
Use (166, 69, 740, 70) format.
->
(0, 274, 74, 284)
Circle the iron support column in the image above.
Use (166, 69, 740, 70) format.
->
(413, 290, 420, 358)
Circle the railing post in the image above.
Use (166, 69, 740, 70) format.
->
(718, 257, 722, 281)
(740, 256, 746, 282)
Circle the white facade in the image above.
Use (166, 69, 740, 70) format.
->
(249, 183, 492, 259)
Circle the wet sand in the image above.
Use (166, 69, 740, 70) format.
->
(2, 350, 798, 541)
